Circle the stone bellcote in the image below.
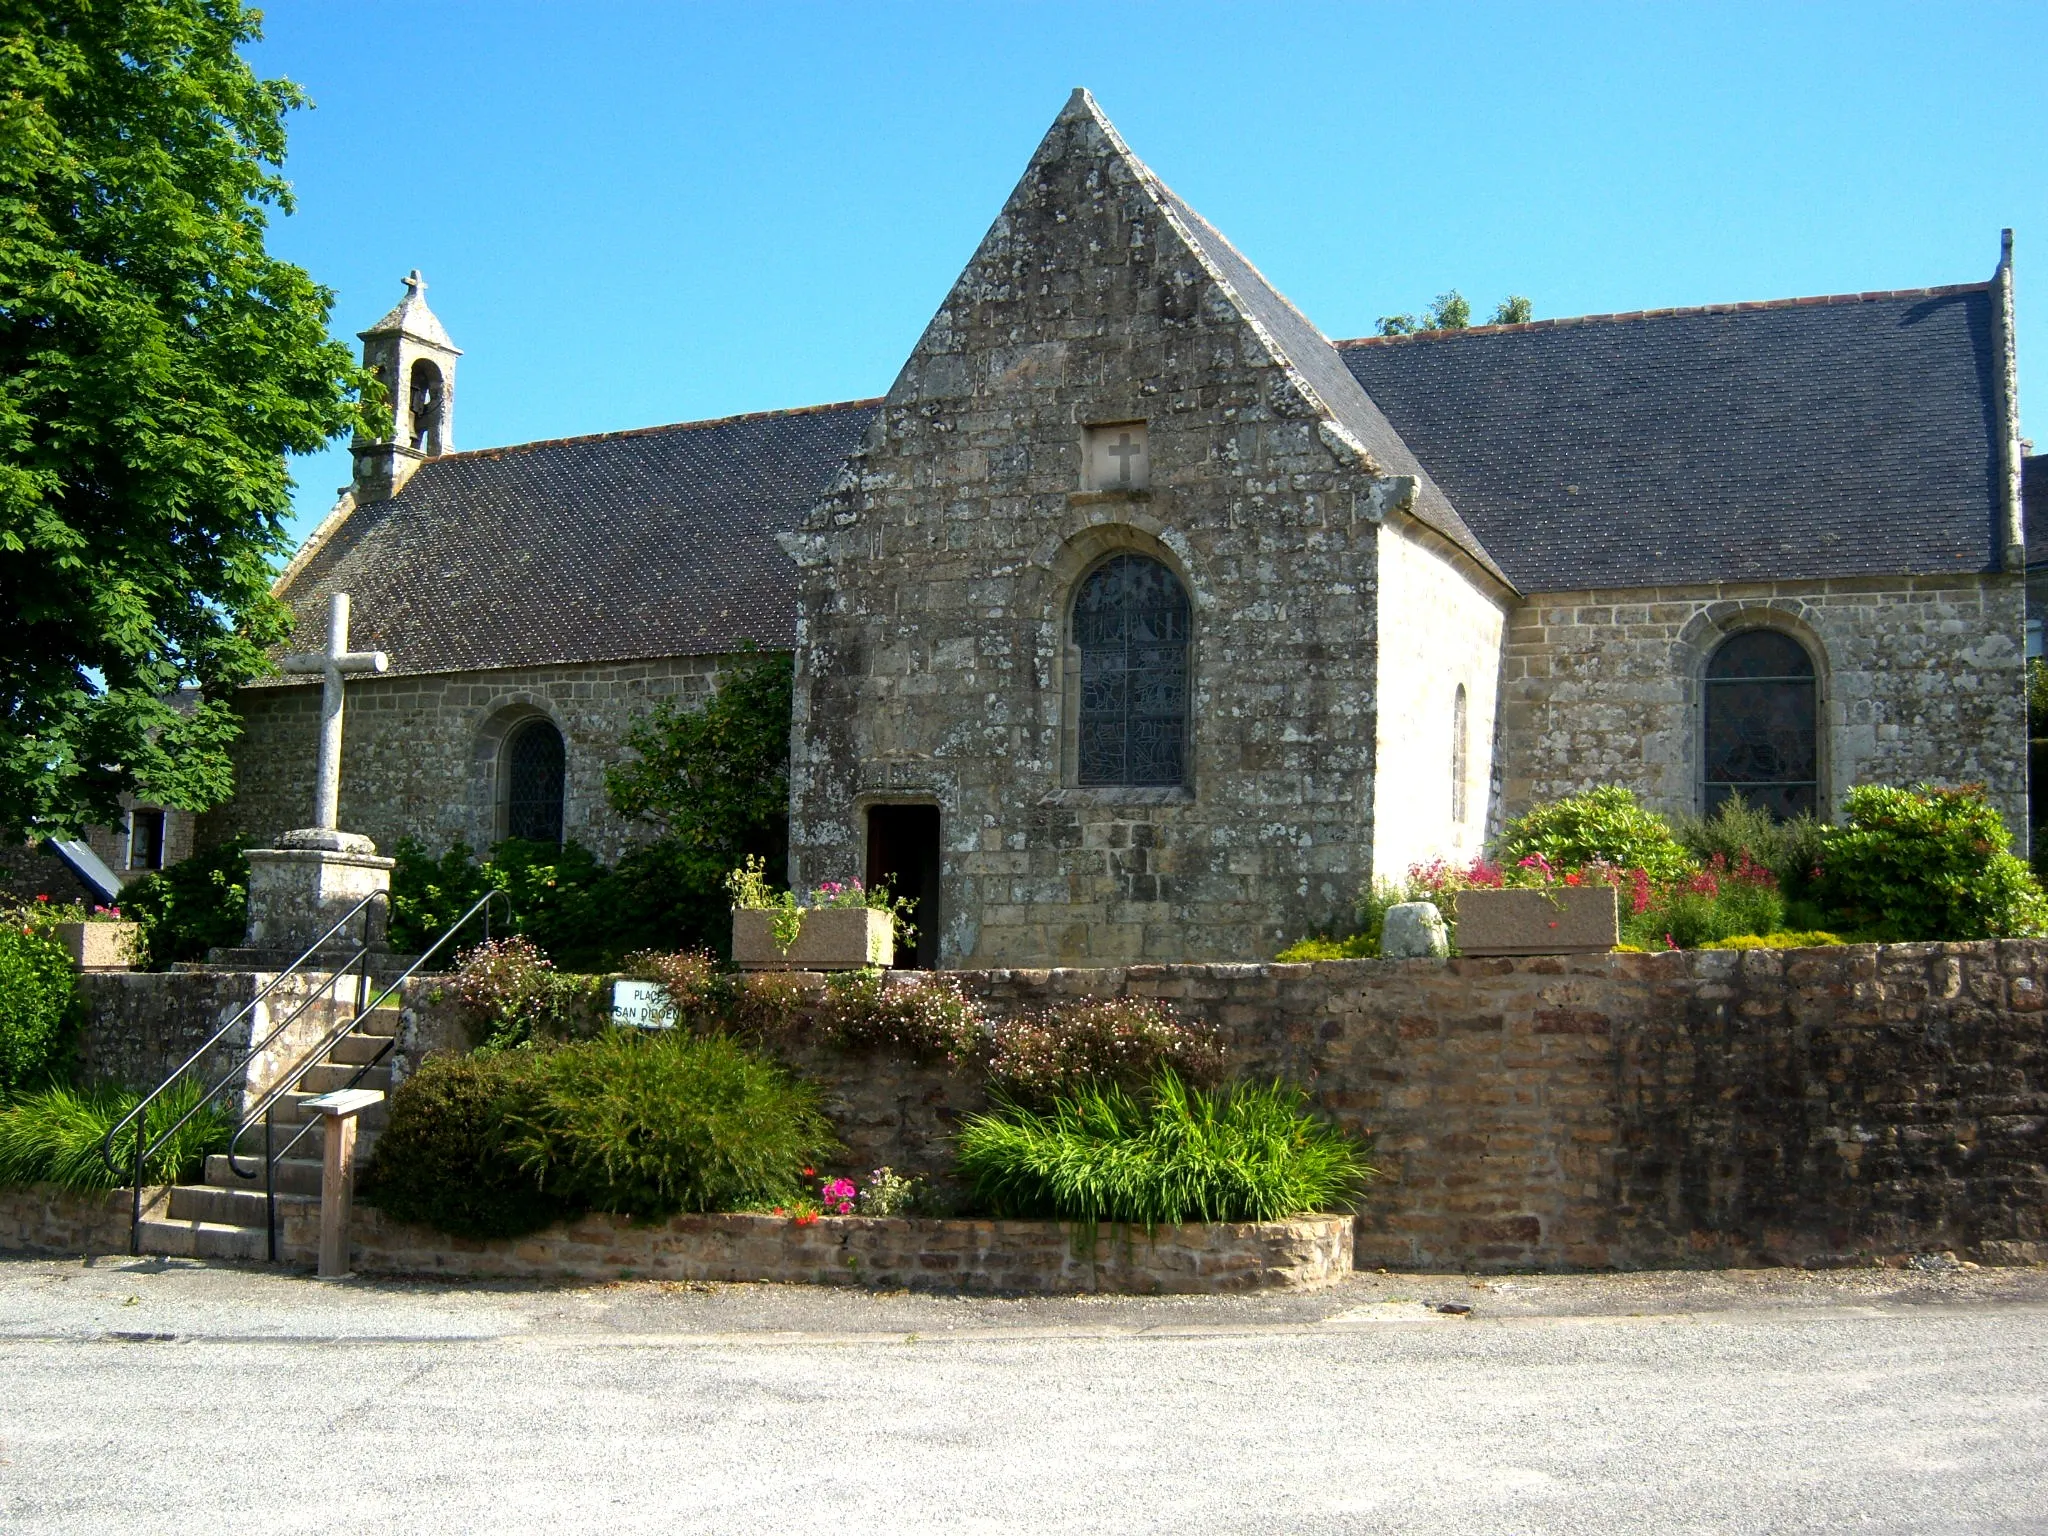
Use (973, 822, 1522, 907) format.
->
(352, 270, 462, 503)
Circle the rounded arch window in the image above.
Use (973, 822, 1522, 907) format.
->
(504, 718, 566, 845)
(1702, 629, 1817, 819)
(1074, 553, 1190, 787)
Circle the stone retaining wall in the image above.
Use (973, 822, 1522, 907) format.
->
(273, 1206, 1351, 1294)
(395, 941, 2048, 1271)
(0, 1185, 162, 1258)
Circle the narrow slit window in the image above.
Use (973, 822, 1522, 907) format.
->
(1451, 685, 1469, 824)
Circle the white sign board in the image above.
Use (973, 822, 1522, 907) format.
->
(611, 979, 675, 1030)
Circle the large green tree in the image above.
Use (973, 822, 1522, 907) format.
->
(0, 2, 364, 838)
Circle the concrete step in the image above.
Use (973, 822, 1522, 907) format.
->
(169, 1183, 315, 1226)
(205, 1154, 327, 1196)
(136, 1213, 268, 1262)
(299, 1061, 392, 1095)
(353, 1009, 400, 1038)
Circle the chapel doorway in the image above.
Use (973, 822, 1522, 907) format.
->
(865, 804, 941, 968)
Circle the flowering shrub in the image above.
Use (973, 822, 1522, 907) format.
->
(857, 1165, 924, 1215)
(985, 998, 1224, 1105)
(818, 969, 986, 1062)
(819, 1176, 858, 1214)
(444, 937, 607, 1051)
(1816, 784, 2048, 941)
(1496, 787, 1696, 882)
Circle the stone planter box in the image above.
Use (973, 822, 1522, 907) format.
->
(733, 906, 894, 970)
(53, 920, 140, 971)
(1453, 886, 1618, 956)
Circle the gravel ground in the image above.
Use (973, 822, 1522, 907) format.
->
(3, 1255, 2045, 1533)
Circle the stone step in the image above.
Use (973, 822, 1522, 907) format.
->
(326, 1032, 394, 1066)
(298, 1060, 392, 1095)
(136, 1214, 268, 1262)
(265, 1091, 390, 1133)
(169, 1182, 316, 1227)
(353, 1009, 401, 1038)
(205, 1154, 327, 1196)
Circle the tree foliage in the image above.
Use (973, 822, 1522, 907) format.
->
(1376, 289, 1533, 336)
(0, 2, 365, 837)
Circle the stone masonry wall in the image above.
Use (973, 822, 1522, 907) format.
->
(1498, 575, 2030, 842)
(388, 943, 2048, 1271)
(789, 92, 1419, 967)
(205, 654, 730, 863)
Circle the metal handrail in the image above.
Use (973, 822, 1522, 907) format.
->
(220, 888, 512, 1261)
(101, 890, 390, 1248)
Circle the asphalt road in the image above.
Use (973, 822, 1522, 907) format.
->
(2, 1256, 2045, 1534)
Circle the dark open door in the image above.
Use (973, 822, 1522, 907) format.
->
(865, 804, 941, 968)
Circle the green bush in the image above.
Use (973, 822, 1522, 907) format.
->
(1497, 786, 1695, 881)
(0, 910, 78, 1096)
(507, 1030, 836, 1221)
(2029, 658, 2048, 737)
(0, 1080, 229, 1191)
(387, 839, 500, 955)
(1620, 857, 1786, 949)
(122, 839, 250, 969)
(1673, 799, 1825, 899)
(1816, 784, 2048, 941)
(1273, 934, 1377, 962)
(357, 1052, 566, 1240)
(440, 937, 606, 1051)
(955, 1069, 1373, 1225)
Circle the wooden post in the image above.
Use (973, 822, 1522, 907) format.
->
(304, 1088, 383, 1279)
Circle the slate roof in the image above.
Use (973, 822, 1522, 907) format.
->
(1153, 188, 1504, 585)
(271, 400, 878, 679)
(1337, 286, 2005, 592)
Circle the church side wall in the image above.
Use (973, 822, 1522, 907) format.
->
(1498, 574, 2029, 839)
(1370, 516, 1510, 882)
(202, 656, 732, 863)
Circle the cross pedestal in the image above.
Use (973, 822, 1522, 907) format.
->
(220, 593, 399, 968)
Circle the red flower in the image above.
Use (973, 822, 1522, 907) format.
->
(1564, 872, 1582, 886)
(801, 1167, 815, 1177)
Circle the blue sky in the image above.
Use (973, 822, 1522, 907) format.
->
(253, 1, 2048, 547)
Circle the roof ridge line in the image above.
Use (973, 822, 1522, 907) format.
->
(423, 395, 885, 464)
(1333, 281, 1993, 348)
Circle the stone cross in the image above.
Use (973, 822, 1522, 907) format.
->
(281, 592, 388, 834)
(1106, 431, 1143, 486)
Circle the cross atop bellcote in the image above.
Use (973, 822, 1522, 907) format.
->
(280, 592, 388, 850)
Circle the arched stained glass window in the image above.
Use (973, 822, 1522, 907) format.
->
(1703, 630, 1817, 819)
(1075, 553, 1190, 787)
(505, 718, 566, 844)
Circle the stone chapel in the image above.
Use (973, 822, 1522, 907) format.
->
(204, 90, 2033, 967)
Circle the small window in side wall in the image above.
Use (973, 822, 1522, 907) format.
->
(1075, 553, 1190, 787)
(128, 808, 166, 871)
(1702, 630, 1818, 819)
(1451, 685, 1469, 824)
(505, 719, 566, 845)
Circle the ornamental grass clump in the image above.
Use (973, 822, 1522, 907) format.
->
(0, 1080, 228, 1192)
(955, 1068, 1372, 1226)
(508, 1030, 837, 1221)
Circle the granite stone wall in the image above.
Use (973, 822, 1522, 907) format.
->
(788, 94, 1501, 967)
(272, 1205, 1351, 1294)
(1498, 575, 2030, 843)
(205, 654, 730, 864)
(388, 943, 2048, 1270)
